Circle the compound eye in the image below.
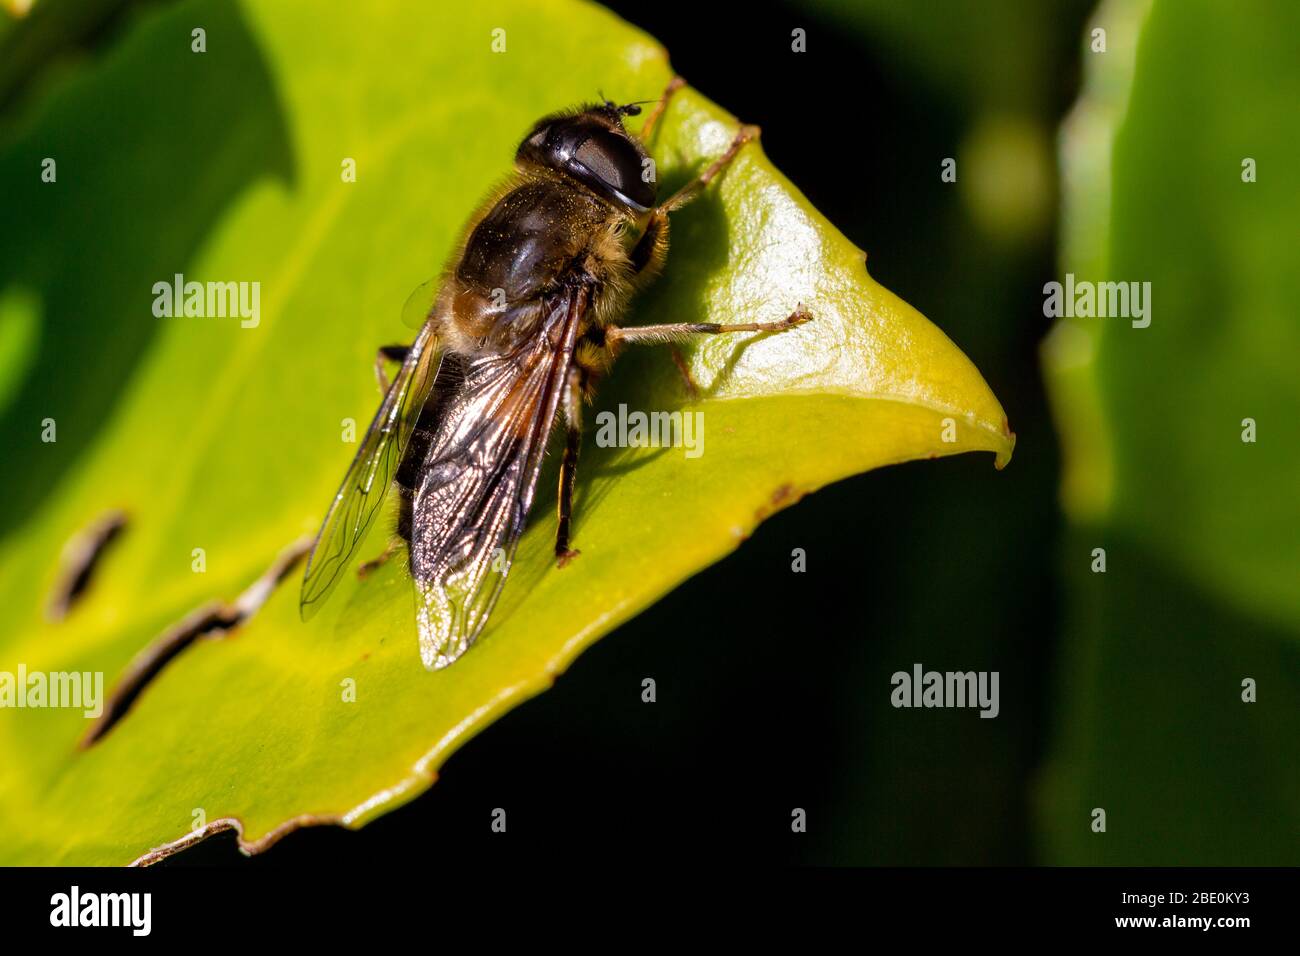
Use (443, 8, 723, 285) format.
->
(573, 132, 653, 209)
(574, 136, 625, 191)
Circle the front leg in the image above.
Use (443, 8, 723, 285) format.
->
(624, 120, 773, 395)
(635, 75, 685, 146)
(659, 123, 761, 214)
(628, 121, 760, 277)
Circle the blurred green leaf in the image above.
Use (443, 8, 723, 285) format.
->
(1040, 0, 1300, 864)
(0, 0, 1011, 864)
(808, 0, 1086, 115)
(807, 0, 1090, 247)
(0, 0, 139, 117)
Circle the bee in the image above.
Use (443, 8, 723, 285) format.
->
(299, 77, 811, 669)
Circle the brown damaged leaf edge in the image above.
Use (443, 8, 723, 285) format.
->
(750, 482, 807, 530)
(128, 806, 432, 866)
(46, 510, 128, 622)
(81, 538, 312, 748)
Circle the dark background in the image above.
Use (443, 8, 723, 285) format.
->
(153, 0, 1094, 866)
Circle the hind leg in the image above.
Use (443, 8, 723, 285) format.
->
(357, 487, 411, 579)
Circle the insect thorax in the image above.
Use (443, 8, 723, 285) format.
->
(439, 174, 632, 354)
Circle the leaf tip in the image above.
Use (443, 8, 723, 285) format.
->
(994, 417, 1016, 470)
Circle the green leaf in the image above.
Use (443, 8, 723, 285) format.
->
(1040, 0, 1300, 863)
(0, 0, 1011, 864)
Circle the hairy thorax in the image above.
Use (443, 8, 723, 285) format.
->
(434, 172, 639, 357)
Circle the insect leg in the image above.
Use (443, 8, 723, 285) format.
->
(555, 365, 584, 568)
(630, 207, 669, 276)
(606, 304, 812, 348)
(374, 344, 409, 392)
(636, 75, 685, 144)
(357, 539, 398, 579)
(658, 124, 761, 215)
(625, 213, 702, 397)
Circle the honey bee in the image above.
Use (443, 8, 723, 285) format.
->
(300, 78, 811, 669)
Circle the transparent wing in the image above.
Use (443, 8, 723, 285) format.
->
(401, 276, 441, 330)
(300, 319, 444, 619)
(411, 287, 586, 669)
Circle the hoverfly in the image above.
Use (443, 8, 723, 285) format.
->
(300, 77, 811, 669)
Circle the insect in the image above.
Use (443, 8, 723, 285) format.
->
(299, 77, 811, 669)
